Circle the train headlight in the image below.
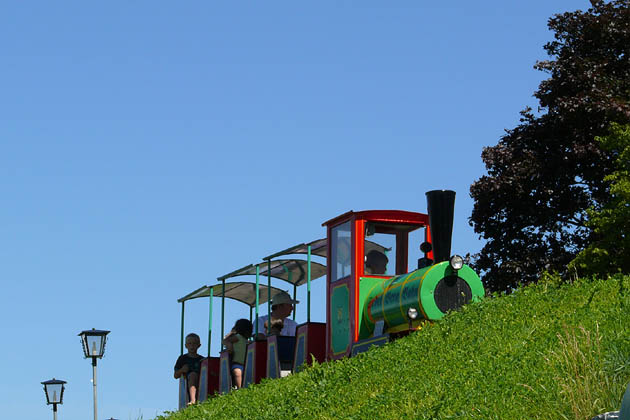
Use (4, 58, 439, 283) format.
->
(407, 307, 418, 320)
(449, 255, 464, 271)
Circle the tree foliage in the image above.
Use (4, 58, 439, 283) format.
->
(569, 123, 630, 276)
(470, 0, 630, 292)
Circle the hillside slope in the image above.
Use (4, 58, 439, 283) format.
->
(157, 275, 630, 420)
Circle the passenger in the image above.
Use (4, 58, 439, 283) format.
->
(256, 291, 299, 338)
(222, 319, 253, 389)
(264, 318, 284, 336)
(262, 300, 294, 377)
(365, 250, 389, 275)
(173, 333, 204, 405)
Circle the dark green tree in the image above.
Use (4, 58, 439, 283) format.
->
(469, 0, 630, 292)
(569, 123, 630, 276)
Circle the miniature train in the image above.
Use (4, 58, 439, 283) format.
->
(176, 190, 484, 406)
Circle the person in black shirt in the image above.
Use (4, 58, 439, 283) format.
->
(174, 333, 204, 405)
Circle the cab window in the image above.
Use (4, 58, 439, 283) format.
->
(364, 231, 395, 276)
(331, 221, 351, 282)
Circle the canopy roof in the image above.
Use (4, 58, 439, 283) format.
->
(260, 259, 326, 286)
(177, 282, 285, 307)
(217, 259, 326, 286)
(264, 238, 327, 259)
(322, 209, 429, 228)
(217, 263, 256, 282)
(263, 238, 389, 260)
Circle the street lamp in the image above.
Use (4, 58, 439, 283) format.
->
(42, 378, 66, 420)
(79, 328, 110, 420)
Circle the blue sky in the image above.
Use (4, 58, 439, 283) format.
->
(0, 1, 591, 419)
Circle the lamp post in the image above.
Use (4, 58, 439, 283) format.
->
(79, 328, 110, 420)
(42, 378, 66, 420)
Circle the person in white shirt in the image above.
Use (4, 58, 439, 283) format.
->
(256, 291, 299, 338)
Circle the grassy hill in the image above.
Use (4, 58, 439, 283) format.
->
(157, 275, 630, 420)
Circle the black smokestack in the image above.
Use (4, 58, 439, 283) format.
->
(425, 190, 456, 263)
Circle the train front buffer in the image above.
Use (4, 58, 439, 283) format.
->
(323, 190, 485, 359)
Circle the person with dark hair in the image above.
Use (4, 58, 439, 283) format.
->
(222, 319, 253, 389)
(365, 250, 388, 275)
(173, 333, 204, 404)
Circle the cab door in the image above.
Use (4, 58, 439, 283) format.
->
(326, 220, 354, 359)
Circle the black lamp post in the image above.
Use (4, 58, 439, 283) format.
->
(79, 328, 110, 420)
(42, 378, 66, 420)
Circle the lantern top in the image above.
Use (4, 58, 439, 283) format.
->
(41, 378, 66, 385)
(78, 328, 110, 337)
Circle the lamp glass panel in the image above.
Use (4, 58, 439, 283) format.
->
(46, 383, 63, 404)
(86, 335, 104, 357)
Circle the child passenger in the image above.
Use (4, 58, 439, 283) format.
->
(265, 318, 284, 336)
(173, 333, 204, 405)
(222, 319, 253, 389)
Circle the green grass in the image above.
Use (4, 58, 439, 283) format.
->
(157, 275, 630, 420)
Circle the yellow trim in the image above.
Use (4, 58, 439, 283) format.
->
(362, 278, 382, 324)
(244, 346, 255, 386)
(417, 265, 436, 320)
(398, 272, 418, 322)
(381, 284, 388, 327)
(219, 353, 231, 393)
(381, 281, 403, 328)
(294, 332, 306, 368)
(386, 319, 431, 334)
(199, 364, 208, 402)
(267, 341, 278, 378)
(357, 335, 388, 347)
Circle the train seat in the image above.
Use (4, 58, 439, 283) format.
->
(293, 322, 326, 372)
(243, 339, 267, 387)
(267, 335, 295, 379)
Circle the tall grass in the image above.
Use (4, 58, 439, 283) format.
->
(549, 325, 618, 419)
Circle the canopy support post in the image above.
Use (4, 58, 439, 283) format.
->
(281, 264, 295, 321)
(220, 279, 225, 349)
(180, 301, 185, 355)
(255, 265, 260, 337)
(208, 287, 213, 358)
(267, 259, 271, 335)
(293, 284, 297, 321)
(307, 244, 312, 323)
